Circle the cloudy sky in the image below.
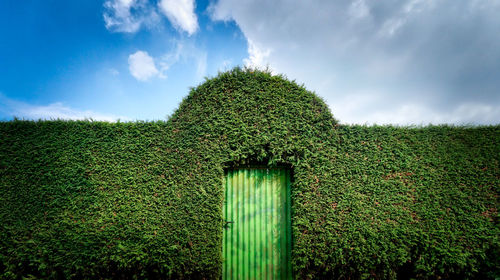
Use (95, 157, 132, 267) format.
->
(1, 0, 499, 125)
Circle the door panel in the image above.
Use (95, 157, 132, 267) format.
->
(223, 168, 292, 280)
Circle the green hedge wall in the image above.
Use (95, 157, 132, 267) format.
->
(1, 68, 499, 279)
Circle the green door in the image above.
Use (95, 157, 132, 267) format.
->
(223, 168, 292, 280)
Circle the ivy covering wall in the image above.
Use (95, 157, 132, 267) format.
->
(1, 68, 498, 279)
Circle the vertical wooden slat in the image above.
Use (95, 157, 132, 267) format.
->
(245, 169, 249, 280)
(286, 169, 293, 279)
(279, 170, 287, 279)
(225, 171, 228, 277)
(242, 170, 246, 279)
(248, 169, 252, 280)
(259, 169, 264, 280)
(271, 169, 276, 280)
(238, 170, 242, 278)
(225, 171, 228, 278)
(229, 171, 233, 279)
(224, 174, 227, 280)
(252, 170, 259, 279)
(265, 169, 270, 280)
(233, 171, 237, 279)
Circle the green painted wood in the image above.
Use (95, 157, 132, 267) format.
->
(223, 168, 292, 280)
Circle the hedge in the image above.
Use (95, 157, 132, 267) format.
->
(0, 68, 498, 279)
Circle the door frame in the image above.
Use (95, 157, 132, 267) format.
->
(222, 166, 293, 279)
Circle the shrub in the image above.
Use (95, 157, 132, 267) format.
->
(1, 68, 498, 279)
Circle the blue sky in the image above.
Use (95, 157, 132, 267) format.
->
(1, 0, 499, 124)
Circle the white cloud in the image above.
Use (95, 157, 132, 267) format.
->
(103, 0, 199, 35)
(0, 94, 129, 122)
(103, 0, 160, 33)
(157, 42, 184, 72)
(158, 0, 198, 35)
(378, 18, 405, 37)
(128, 50, 165, 81)
(108, 68, 120, 76)
(218, 59, 233, 72)
(348, 0, 370, 19)
(243, 39, 271, 69)
(366, 103, 500, 125)
(196, 51, 207, 78)
(157, 40, 207, 79)
(126, 42, 207, 82)
(209, 0, 500, 125)
(378, 0, 433, 37)
(331, 89, 500, 125)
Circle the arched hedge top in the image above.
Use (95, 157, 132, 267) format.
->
(168, 67, 338, 167)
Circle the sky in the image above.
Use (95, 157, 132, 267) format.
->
(0, 0, 499, 125)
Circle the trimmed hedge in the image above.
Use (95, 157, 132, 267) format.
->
(0, 68, 499, 279)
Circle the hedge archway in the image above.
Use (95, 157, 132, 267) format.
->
(164, 67, 339, 277)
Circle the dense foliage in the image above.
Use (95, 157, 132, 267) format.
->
(1, 68, 498, 279)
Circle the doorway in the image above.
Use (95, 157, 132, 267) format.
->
(223, 168, 292, 279)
